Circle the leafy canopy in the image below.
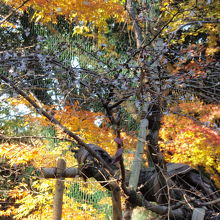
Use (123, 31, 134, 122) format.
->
(3, 0, 126, 34)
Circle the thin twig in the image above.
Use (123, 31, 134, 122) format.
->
(198, 198, 220, 206)
(0, 134, 76, 143)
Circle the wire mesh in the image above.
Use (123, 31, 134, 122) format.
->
(63, 179, 112, 220)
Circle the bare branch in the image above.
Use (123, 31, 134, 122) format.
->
(198, 198, 220, 206)
(0, 134, 77, 144)
(173, 20, 220, 34)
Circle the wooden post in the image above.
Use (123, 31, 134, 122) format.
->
(112, 184, 122, 220)
(41, 167, 78, 178)
(52, 158, 66, 220)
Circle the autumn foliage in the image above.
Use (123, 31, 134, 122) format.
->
(160, 102, 220, 187)
(3, 0, 126, 34)
(0, 99, 136, 218)
(0, 140, 112, 219)
(0, 0, 220, 218)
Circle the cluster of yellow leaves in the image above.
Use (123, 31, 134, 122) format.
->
(161, 0, 220, 33)
(10, 179, 112, 219)
(0, 141, 113, 219)
(0, 183, 28, 217)
(160, 102, 220, 187)
(0, 143, 39, 165)
(0, 131, 77, 169)
(3, 0, 126, 34)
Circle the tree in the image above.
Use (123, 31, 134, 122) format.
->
(0, 0, 220, 219)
